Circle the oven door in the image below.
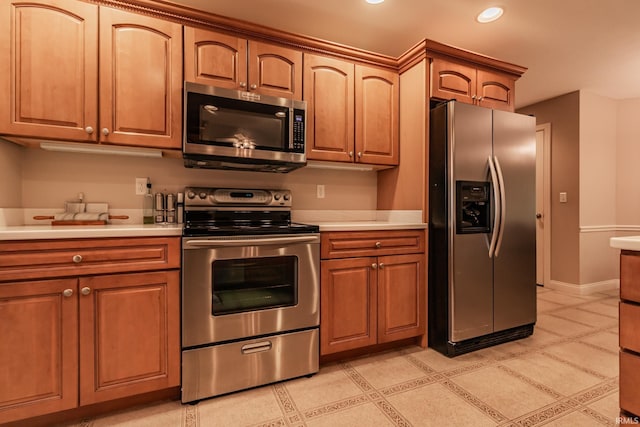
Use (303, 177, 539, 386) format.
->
(182, 234, 320, 347)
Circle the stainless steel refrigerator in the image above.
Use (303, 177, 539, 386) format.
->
(428, 100, 536, 357)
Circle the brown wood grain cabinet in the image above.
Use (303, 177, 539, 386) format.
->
(0, 237, 180, 425)
(184, 27, 302, 100)
(0, 0, 182, 150)
(619, 251, 640, 417)
(320, 230, 426, 356)
(304, 54, 399, 166)
(431, 57, 515, 112)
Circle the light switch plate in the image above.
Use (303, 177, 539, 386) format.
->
(316, 184, 325, 199)
(559, 192, 567, 203)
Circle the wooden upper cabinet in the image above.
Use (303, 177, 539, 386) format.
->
(304, 54, 355, 162)
(99, 7, 182, 149)
(0, 2, 182, 149)
(430, 58, 476, 105)
(184, 27, 302, 100)
(0, 0, 98, 141)
(431, 57, 515, 111)
(184, 27, 246, 89)
(0, 278, 79, 424)
(476, 69, 515, 111)
(355, 65, 399, 165)
(248, 40, 302, 100)
(304, 54, 399, 165)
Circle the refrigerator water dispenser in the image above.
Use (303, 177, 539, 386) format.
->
(456, 181, 490, 233)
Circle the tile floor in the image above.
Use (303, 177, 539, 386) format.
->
(72, 287, 621, 426)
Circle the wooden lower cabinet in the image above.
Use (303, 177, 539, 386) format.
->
(321, 257, 377, 354)
(0, 279, 79, 424)
(79, 271, 180, 406)
(320, 230, 426, 356)
(619, 250, 640, 417)
(0, 238, 180, 425)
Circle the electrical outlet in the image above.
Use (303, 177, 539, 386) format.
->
(135, 178, 147, 195)
(316, 184, 325, 199)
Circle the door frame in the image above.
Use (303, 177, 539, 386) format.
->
(536, 123, 551, 286)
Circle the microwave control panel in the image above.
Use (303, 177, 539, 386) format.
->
(292, 109, 305, 153)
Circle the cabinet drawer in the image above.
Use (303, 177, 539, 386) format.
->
(620, 351, 640, 415)
(620, 302, 640, 352)
(321, 230, 425, 259)
(0, 237, 180, 282)
(621, 251, 640, 303)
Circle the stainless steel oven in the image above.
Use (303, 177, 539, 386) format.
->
(180, 187, 319, 402)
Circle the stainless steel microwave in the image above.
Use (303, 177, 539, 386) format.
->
(183, 82, 306, 173)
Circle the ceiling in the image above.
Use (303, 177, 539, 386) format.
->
(165, 0, 640, 108)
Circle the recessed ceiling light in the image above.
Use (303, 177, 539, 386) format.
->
(366, 0, 384, 4)
(477, 6, 504, 23)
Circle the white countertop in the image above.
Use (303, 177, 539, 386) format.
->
(0, 224, 183, 240)
(316, 221, 427, 232)
(610, 236, 640, 251)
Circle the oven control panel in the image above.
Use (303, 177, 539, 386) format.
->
(184, 187, 292, 207)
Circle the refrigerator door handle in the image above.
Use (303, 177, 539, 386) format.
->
(494, 155, 507, 257)
(487, 156, 501, 258)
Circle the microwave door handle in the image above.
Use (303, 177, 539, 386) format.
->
(184, 235, 319, 248)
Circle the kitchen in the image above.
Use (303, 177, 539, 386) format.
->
(0, 0, 638, 425)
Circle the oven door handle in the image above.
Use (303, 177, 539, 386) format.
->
(184, 235, 319, 248)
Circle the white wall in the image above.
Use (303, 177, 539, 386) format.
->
(16, 146, 378, 212)
(616, 98, 640, 227)
(578, 91, 618, 286)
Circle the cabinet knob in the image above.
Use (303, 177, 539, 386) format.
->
(375, 242, 382, 248)
(72, 254, 83, 263)
(63, 289, 73, 297)
(102, 128, 110, 136)
(81, 287, 91, 296)
(371, 263, 377, 269)
(357, 152, 362, 158)
(536, 213, 542, 219)
(472, 95, 477, 100)
(250, 84, 257, 90)
(239, 82, 247, 88)
(349, 151, 353, 157)
(85, 126, 94, 134)
(478, 96, 484, 101)
(379, 263, 385, 269)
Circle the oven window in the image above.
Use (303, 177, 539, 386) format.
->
(211, 256, 297, 315)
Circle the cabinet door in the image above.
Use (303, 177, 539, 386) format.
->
(304, 54, 355, 162)
(184, 27, 247, 89)
(430, 58, 476, 105)
(0, 279, 78, 424)
(248, 41, 302, 100)
(99, 7, 182, 149)
(355, 65, 399, 165)
(320, 257, 377, 355)
(79, 270, 180, 405)
(477, 69, 515, 111)
(0, 0, 98, 141)
(377, 254, 425, 343)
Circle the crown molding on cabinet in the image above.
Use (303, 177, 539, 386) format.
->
(90, 0, 398, 69)
(89, 1, 527, 75)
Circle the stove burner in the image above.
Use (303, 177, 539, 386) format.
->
(182, 187, 318, 236)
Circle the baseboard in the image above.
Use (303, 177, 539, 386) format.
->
(547, 279, 619, 295)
